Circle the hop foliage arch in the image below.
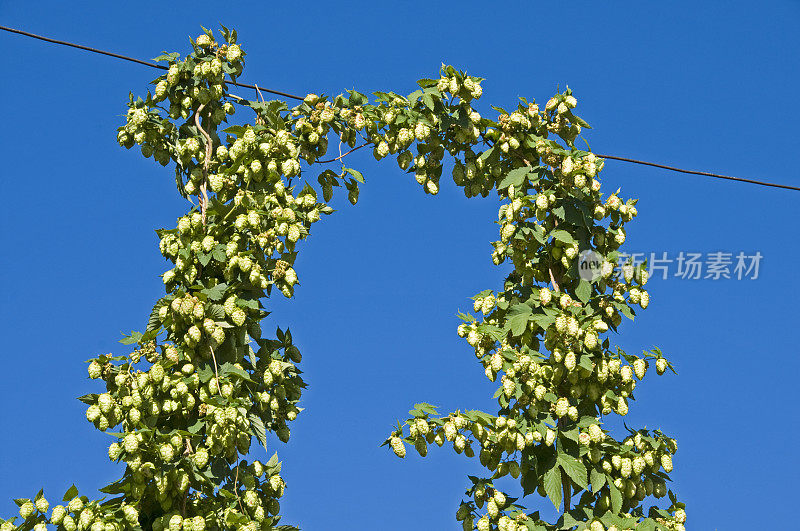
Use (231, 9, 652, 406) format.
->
(1, 27, 686, 531)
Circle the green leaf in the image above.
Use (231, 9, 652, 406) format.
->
(62, 485, 78, 502)
(575, 280, 592, 304)
(202, 283, 228, 301)
(550, 229, 576, 245)
(498, 167, 531, 189)
(119, 330, 143, 345)
(249, 413, 267, 450)
(608, 480, 623, 514)
(558, 453, 589, 489)
(343, 167, 364, 183)
(590, 468, 606, 493)
(543, 465, 563, 510)
(636, 519, 656, 531)
(506, 304, 533, 336)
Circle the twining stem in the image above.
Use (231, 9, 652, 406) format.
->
(208, 344, 222, 396)
(194, 104, 213, 225)
(317, 142, 369, 164)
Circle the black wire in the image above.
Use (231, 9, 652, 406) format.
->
(0, 25, 304, 100)
(2, 24, 798, 193)
(596, 154, 800, 192)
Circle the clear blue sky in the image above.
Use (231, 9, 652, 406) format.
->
(1, 2, 798, 530)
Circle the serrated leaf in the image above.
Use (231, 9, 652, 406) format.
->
(249, 413, 267, 450)
(550, 229, 576, 245)
(543, 465, 563, 510)
(608, 480, 622, 513)
(575, 280, 592, 303)
(590, 468, 606, 493)
(506, 304, 533, 336)
(498, 167, 531, 189)
(202, 283, 228, 301)
(558, 453, 589, 489)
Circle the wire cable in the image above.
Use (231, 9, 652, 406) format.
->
(2, 24, 798, 192)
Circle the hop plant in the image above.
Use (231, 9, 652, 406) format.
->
(5, 32, 685, 531)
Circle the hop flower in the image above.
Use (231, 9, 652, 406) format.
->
(34, 497, 49, 514)
(620, 365, 633, 382)
(108, 442, 122, 461)
(620, 458, 632, 478)
(661, 454, 673, 473)
(287, 225, 301, 242)
(567, 317, 579, 336)
(194, 448, 209, 468)
(633, 359, 647, 380)
(589, 424, 603, 443)
(534, 384, 546, 401)
(555, 398, 570, 419)
(390, 436, 406, 458)
(97, 393, 114, 414)
(477, 517, 491, 531)
(87, 361, 102, 379)
(444, 421, 457, 441)
(123, 506, 139, 524)
(656, 357, 668, 374)
(86, 405, 101, 422)
(159, 443, 175, 462)
(226, 44, 242, 63)
(617, 397, 629, 416)
(590, 520, 604, 531)
(640, 291, 650, 309)
(578, 432, 591, 446)
(501, 223, 516, 241)
(169, 514, 183, 531)
(490, 352, 502, 372)
(633, 456, 646, 475)
(19, 501, 34, 519)
(539, 287, 552, 305)
(584, 332, 598, 350)
(502, 377, 516, 397)
(564, 351, 576, 371)
(414, 122, 431, 141)
(123, 433, 139, 453)
(284, 268, 298, 286)
(232, 308, 247, 326)
(601, 261, 615, 278)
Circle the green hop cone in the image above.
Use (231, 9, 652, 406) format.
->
(539, 287, 552, 305)
(656, 357, 668, 375)
(87, 361, 102, 379)
(19, 501, 34, 520)
(390, 436, 406, 458)
(661, 453, 673, 473)
(159, 443, 175, 462)
(123, 433, 139, 453)
(633, 358, 647, 380)
(555, 397, 569, 418)
(34, 497, 48, 514)
(231, 308, 246, 327)
(108, 442, 121, 461)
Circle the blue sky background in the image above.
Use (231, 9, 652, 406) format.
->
(1, 2, 798, 530)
